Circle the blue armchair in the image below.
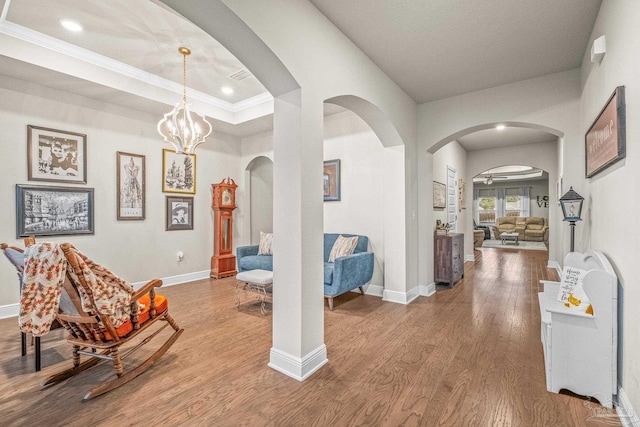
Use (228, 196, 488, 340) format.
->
(236, 233, 374, 309)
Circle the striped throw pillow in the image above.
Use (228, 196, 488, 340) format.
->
(258, 232, 273, 255)
(328, 235, 358, 263)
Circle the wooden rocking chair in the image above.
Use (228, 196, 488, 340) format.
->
(42, 243, 183, 400)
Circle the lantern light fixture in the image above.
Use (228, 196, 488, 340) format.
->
(559, 186, 584, 252)
(157, 47, 212, 155)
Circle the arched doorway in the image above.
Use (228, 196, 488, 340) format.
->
(245, 156, 273, 245)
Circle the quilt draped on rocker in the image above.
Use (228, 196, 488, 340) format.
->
(19, 242, 138, 337)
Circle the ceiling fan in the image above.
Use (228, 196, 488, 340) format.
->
(483, 174, 509, 185)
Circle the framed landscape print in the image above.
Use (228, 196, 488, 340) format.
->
(162, 149, 196, 194)
(16, 184, 94, 238)
(433, 181, 446, 209)
(323, 159, 341, 202)
(27, 125, 87, 184)
(117, 152, 145, 220)
(166, 196, 194, 231)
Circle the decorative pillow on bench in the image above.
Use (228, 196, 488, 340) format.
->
(328, 235, 358, 262)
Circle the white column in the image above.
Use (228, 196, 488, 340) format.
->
(269, 88, 327, 380)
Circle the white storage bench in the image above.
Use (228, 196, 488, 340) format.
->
(538, 250, 617, 408)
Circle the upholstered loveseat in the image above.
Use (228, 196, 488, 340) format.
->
(492, 216, 549, 243)
(236, 233, 374, 309)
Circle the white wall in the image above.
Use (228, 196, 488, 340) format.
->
(249, 158, 273, 244)
(579, 0, 640, 412)
(239, 110, 387, 289)
(432, 140, 468, 241)
(0, 76, 241, 310)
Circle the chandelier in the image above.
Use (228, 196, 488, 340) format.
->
(157, 47, 212, 155)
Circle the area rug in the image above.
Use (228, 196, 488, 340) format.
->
(480, 239, 548, 251)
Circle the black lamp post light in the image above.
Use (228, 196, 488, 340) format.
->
(559, 186, 584, 252)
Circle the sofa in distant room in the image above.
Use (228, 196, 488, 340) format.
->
(236, 233, 374, 310)
(491, 216, 549, 243)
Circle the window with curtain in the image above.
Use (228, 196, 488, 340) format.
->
(474, 186, 531, 223)
(505, 188, 521, 216)
(477, 189, 496, 223)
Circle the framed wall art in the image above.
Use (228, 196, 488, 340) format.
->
(117, 151, 145, 220)
(585, 86, 626, 178)
(433, 181, 446, 209)
(166, 196, 194, 231)
(16, 184, 94, 238)
(323, 159, 341, 202)
(27, 125, 87, 184)
(163, 149, 196, 194)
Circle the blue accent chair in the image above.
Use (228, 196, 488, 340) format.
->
(236, 233, 374, 310)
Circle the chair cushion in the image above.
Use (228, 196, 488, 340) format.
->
(101, 294, 168, 340)
(239, 255, 273, 272)
(527, 224, 544, 231)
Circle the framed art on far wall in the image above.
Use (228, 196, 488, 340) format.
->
(117, 152, 145, 220)
(166, 196, 194, 231)
(27, 125, 87, 184)
(163, 149, 196, 194)
(16, 184, 94, 238)
(323, 159, 341, 202)
(433, 181, 446, 209)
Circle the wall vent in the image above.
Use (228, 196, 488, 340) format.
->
(229, 69, 252, 81)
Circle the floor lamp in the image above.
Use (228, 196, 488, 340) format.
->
(559, 187, 584, 252)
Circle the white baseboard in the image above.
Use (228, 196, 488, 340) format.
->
(131, 269, 211, 289)
(420, 282, 436, 297)
(0, 303, 19, 319)
(616, 387, 640, 427)
(383, 286, 419, 305)
(268, 344, 328, 381)
(464, 255, 475, 262)
(547, 260, 561, 276)
(364, 284, 384, 297)
(0, 270, 213, 320)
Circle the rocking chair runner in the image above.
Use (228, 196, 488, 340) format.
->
(42, 243, 183, 400)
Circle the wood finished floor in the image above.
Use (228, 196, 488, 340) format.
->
(0, 248, 619, 426)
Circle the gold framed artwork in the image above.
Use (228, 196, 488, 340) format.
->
(162, 149, 196, 194)
(117, 152, 145, 220)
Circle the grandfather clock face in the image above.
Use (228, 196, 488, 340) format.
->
(222, 188, 232, 206)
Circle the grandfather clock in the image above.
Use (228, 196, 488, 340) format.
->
(210, 177, 238, 279)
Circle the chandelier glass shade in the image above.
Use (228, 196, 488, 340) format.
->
(158, 47, 212, 155)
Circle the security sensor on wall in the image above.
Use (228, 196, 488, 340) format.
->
(591, 35, 606, 64)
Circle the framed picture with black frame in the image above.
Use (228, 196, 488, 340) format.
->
(166, 196, 194, 231)
(16, 184, 94, 237)
(27, 125, 87, 184)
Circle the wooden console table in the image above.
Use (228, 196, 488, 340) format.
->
(434, 232, 464, 287)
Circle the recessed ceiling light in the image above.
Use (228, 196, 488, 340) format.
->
(60, 19, 83, 32)
(496, 124, 506, 131)
(221, 86, 234, 95)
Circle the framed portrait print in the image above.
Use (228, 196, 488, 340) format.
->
(117, 152, 145, 220)
(166, 196, 193, 231)
(323, 159, 341, 202)
(27, 125, 87, 184)
(162, 149, 196, 194)
(16, 184, 94, 238)
(433, 181, 446, 209)
(585, 86, 626, 178)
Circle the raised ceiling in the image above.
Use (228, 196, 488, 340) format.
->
(0, 0, 602, 139)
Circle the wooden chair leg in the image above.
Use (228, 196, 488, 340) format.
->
(21, 332, 26, 356)
(111, 348, 124, 377)
(328, 297, 334, 311)
(83, 328, 183, 401)
(42, 349, 110, 387)
(359, 286, 365, 295)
